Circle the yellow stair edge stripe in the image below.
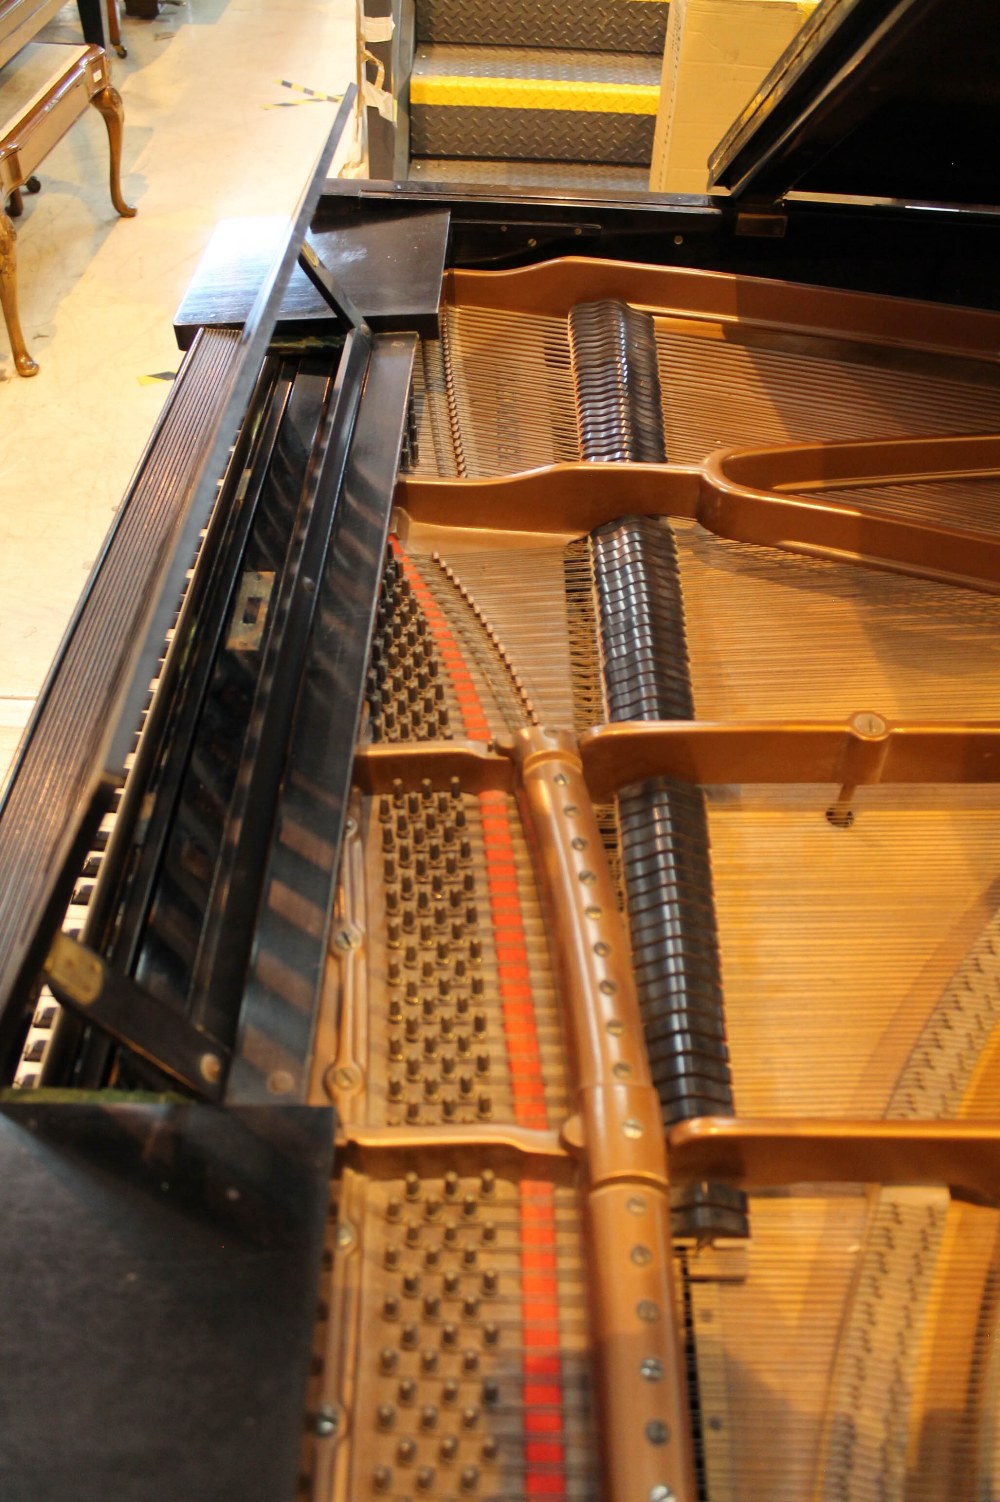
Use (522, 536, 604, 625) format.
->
(410, 75, 660, 115)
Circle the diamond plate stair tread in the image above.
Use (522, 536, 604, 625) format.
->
(416, 0, 668, 55)
(409, 157, 650, 190)
(410, 105, 654, 165)
(413, 43, 661, 86)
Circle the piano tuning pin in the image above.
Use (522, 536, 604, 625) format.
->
(398, 1377, 416, 1404)
(481, 1380, 499, 1405)
(442, 1098, 457, 1120)
(372, 1465, 392, 1492)
(475, 1053, 490, 1076)
(403, 1270, 421, 1296)
(420, 1348, 438, 1373)
(405, 1171, 420, 1200)
(380, 1347, 399, 1373)
(481, 1268, 498, 1295)
(457, 1037, 471, 1057)
(481, 1438, 499, 1462)
(406, 1102, 421, 1123)
(385, 1245, 400, 1269)
(462, 1247, 477, 1268)
(406, 1056, 421, 1080)
(425, 1197, 443, 1220)
(442, 1056, 455, 1079)
(390, 1038, 403, 1060)
(459, 1074, 474, 1097)
(406, 1221, 421, 1245)
(444, 1171, 459, 1198)
(441, 1321, 458, 1347)
(397, 1437, 417, 1464)
(462, 1193, 477, 1218)
(482, 1322, 500, 1347)
(444, 1268, 460, 1293)
(388, 1078, 403, 1101)
(424, 1077, 439, 1100)
(444, 1221, 459, 1245)
(462, 1403, 480, 1427)
(481, 1170, 495, 1198)
(383, 1295, 400, 1320)
(471, 975, 485, 998)
(473, 1013, 487, 1036)
(401, 1323, 418, 1349)
(462, 1350, 479, 1374)
(457, 995, 470, 1016)
(440, 1435, 459, 1462)
(463, 1295, 480, 1319)
(386, 1198, 403, 1222)
(405, 1017, 420, 1041)
(423, 1293, 441, 1318)
(424, 1245, 441, 1268)
(417, 1465, 435, 1491)
(377, 1403, 395, 1430)
(482, 1222, 497, 1243)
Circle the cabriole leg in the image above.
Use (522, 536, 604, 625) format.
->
(0, 210, 38, 377)
(91, 85, 137, 218)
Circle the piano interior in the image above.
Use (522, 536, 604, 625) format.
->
(5, 212, 1000, 1502)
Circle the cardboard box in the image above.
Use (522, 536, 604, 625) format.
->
(650, 0, 818, 194)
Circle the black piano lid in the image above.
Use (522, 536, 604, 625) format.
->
(102, 85, 361, 786)
(709, 0, 1000, 208)
(0, 1101, 334, 1502)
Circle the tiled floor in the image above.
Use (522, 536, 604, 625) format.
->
(0, 0, 357, 784)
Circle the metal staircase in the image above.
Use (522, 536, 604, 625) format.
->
(362, 0, 667, 190)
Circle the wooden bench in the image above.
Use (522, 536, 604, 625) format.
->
(0, 40, 135, 376)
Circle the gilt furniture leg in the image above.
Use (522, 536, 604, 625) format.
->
(90, 86, 137, 218)
(0, 211, 38, 377)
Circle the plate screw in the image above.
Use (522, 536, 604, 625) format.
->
(646, 1420, 669, 1446)
(315, 1405, 338, 1437)
(336, 1225, 355, 1250)
(334, 928, 361, 952)
(650, 1488, 676, 1502)
(199, 1053, 221, 1085)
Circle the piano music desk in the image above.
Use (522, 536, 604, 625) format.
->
(0, 40, 134, 376)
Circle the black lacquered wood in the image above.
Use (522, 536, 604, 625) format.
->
(0, 1100, 334, 1502)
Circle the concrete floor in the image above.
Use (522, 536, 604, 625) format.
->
(0, 0, 357, 784)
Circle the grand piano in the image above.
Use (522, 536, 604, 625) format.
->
(3, 3, 1000, 1498)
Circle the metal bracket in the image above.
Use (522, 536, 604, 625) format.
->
(733, 201, 788, 238)
(43, 932, 229, 1100)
